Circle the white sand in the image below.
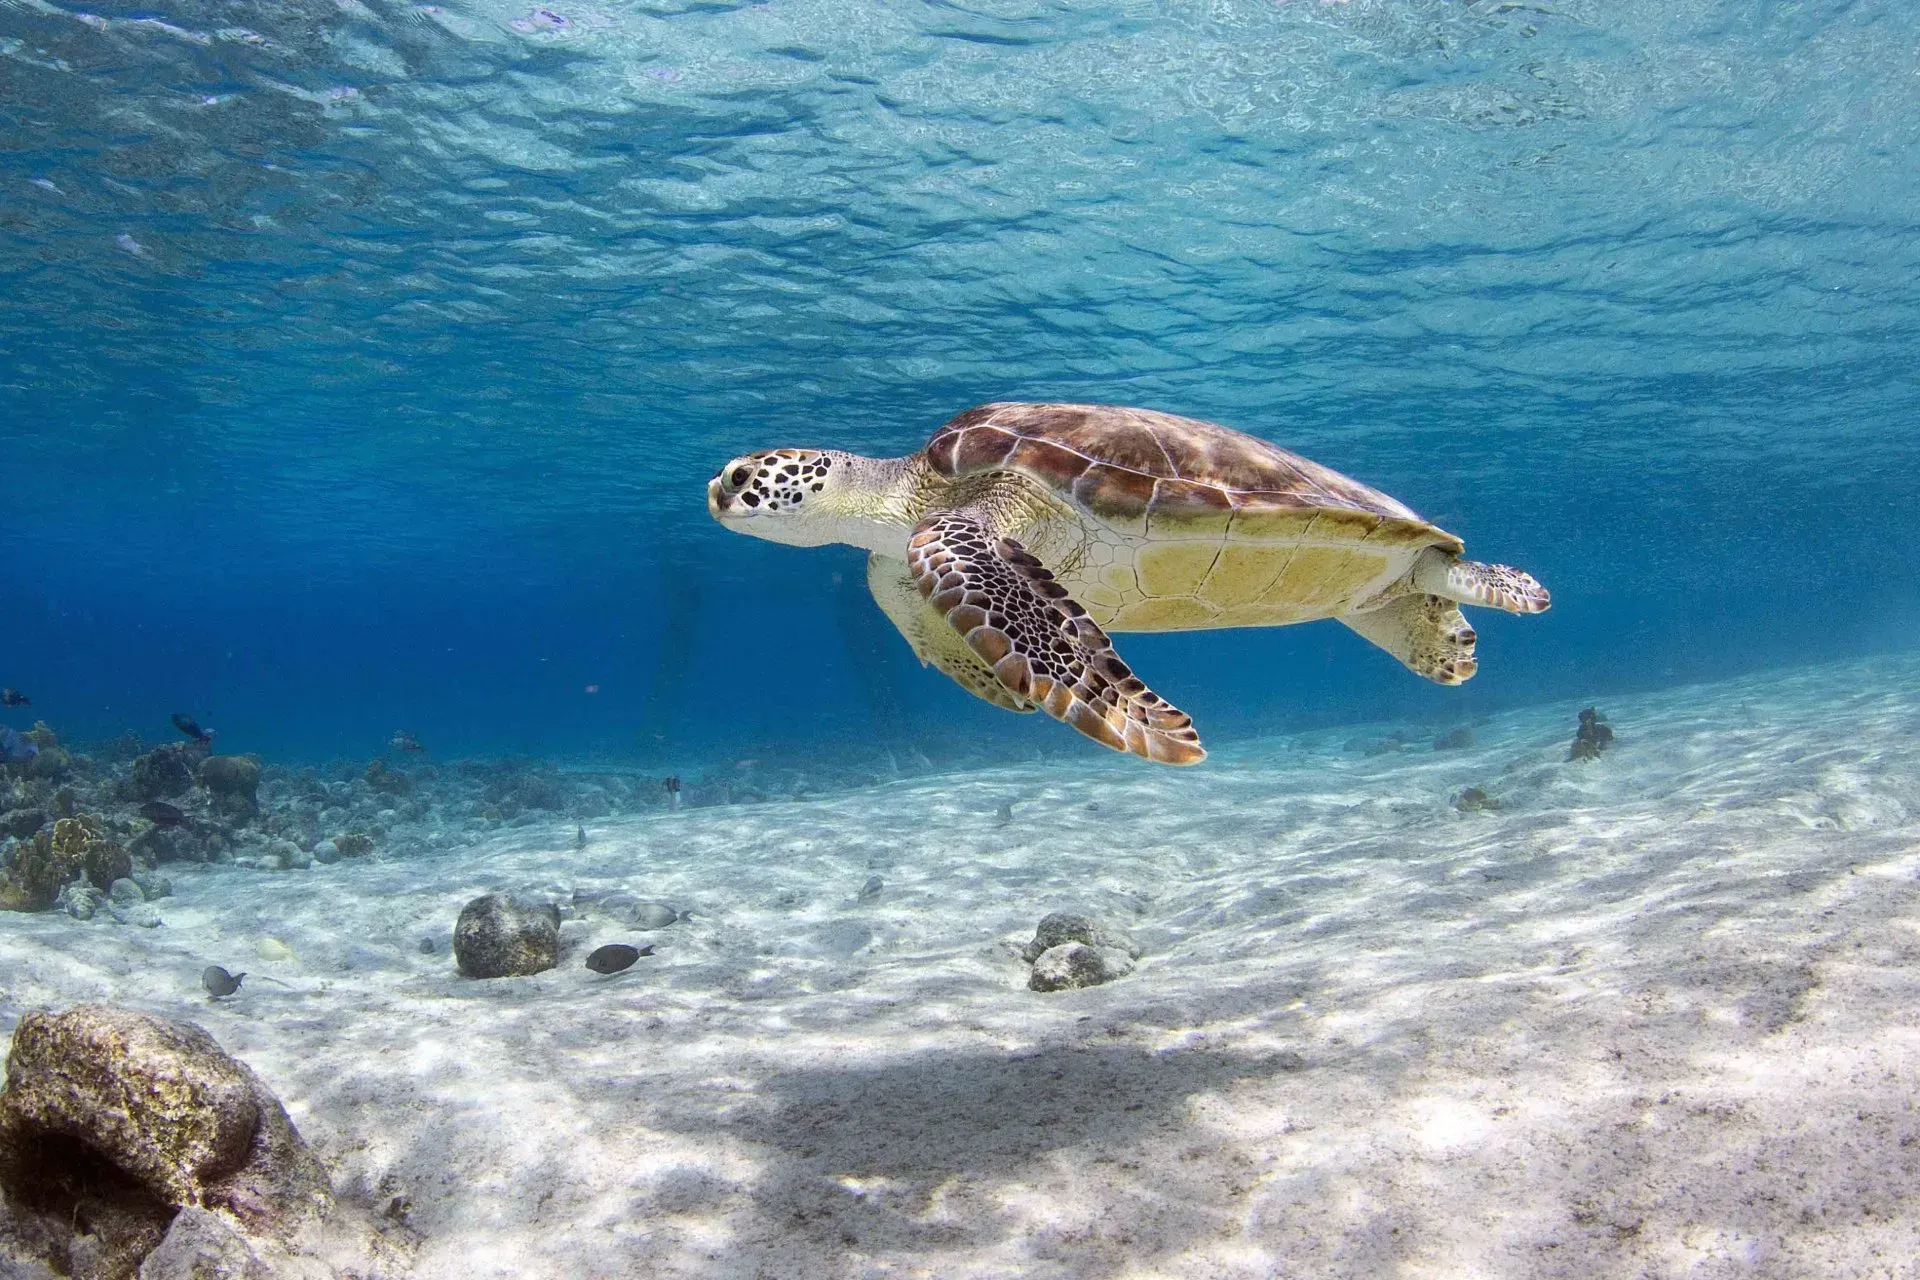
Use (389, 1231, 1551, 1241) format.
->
(6, 653, 1920, 1278)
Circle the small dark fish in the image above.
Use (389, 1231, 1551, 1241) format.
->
(201, 965, 245, 998)
(139, 800, 189, 828)
(0, 726, 38, 764)
(390, 730, 424, 752)
(0, 689, 28, 707)
(171, 713, 214, 744)
(585, 943, 652, 974)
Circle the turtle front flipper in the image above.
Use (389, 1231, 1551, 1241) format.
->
(1342, 593, 1479, 685)
(867, 555, 1037, 714)
(1413, 551, 1551, 614)
(905, 512, 1206, 765)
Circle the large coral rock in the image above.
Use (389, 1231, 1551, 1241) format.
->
(0, 808, 47, 840)
(454, 893, 560, 978)
(21, 723, 73, 782)
(0, 816, 128, 913)
(197, 757, 261, 823)
(196, 756, 259, 801)
(0, 1005, 332, 1280)
(127, 746, 200, 803)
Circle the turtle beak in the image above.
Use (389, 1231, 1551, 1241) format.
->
(707, 475, 729, 520)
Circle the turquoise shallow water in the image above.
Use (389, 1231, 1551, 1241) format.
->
(3, 0, 1918, 765)
(5, 9, 1920, 1272)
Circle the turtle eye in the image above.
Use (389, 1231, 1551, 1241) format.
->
(727, 465, 753, 492)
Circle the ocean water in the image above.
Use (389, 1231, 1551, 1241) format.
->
(4, 0, 1916, 770)
(5, 2, 1920, 1276)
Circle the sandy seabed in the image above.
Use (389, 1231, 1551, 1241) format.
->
(6, 654, 1920, 1279)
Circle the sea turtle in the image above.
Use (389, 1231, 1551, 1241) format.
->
(708, 402, 1549, 765)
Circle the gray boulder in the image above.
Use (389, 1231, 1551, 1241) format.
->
(1019, 912, 1142, 964)
(1028, 943, 1137, 992)
(453, 893, 560, 979)
(136, 1207, 268, 1280)
(0, 1004, 331, 1278)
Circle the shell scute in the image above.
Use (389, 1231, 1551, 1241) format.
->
(924, 402, 1453, 545)
(948, 425, 1022, 474)
(1146, 477, 1236, 537)
(1005, 436, 1094, 487)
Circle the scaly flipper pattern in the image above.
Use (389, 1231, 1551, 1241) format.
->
(1342, 593, 1479, 685)
(905, 512, 1205, 764)
(1415, 553, 1551, 614)
(866, 554, 1037, 714)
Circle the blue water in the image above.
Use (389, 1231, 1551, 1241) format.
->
(3, 0, 1917, 770)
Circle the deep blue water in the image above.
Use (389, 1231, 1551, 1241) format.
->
(3, 0, 1917, 770)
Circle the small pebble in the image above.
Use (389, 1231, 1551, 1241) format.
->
(111, 903, 163, 929)
(131, 870, 172, 899)
(59, 884, 99, 921)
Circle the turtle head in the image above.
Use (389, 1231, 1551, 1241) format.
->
(709, 449, 901, 549)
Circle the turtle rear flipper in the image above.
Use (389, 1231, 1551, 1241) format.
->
(1343, 593, 1479, 685)
(905, 513, 1205, 765)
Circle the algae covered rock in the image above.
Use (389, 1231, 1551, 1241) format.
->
(362, 759, 412, 796)
(1028, 943, 1137, 992)
(1568, 706, 1615, 762)
(127, 745, 200, 803)
(0, 1004, 331, 1279)
(135, 1206, 270, 1280)
(20, 722, 73, 781)
(0, 807, 46, 840)
(1019, 911, 1142, 965)
(1452, 786, 1502, 813)
(454, 893, 560, 978)
(0, 816, 129, 913)
(197, 756, 261, 822)
(196, 755, 259, 800)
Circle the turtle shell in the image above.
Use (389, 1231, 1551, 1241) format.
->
(922, 402, 1464, 632)
(923, 402, 1461, 551)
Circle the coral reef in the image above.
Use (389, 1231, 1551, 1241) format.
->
(126, 745, 203, 803)
(197, 756, 261, 821)
(21, 722, 73, 781)
(0, 807, 45, 840)
(0, 815, 129, 913)
(0, 1004, 331, 1279)
(363, 759, 412, 796)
